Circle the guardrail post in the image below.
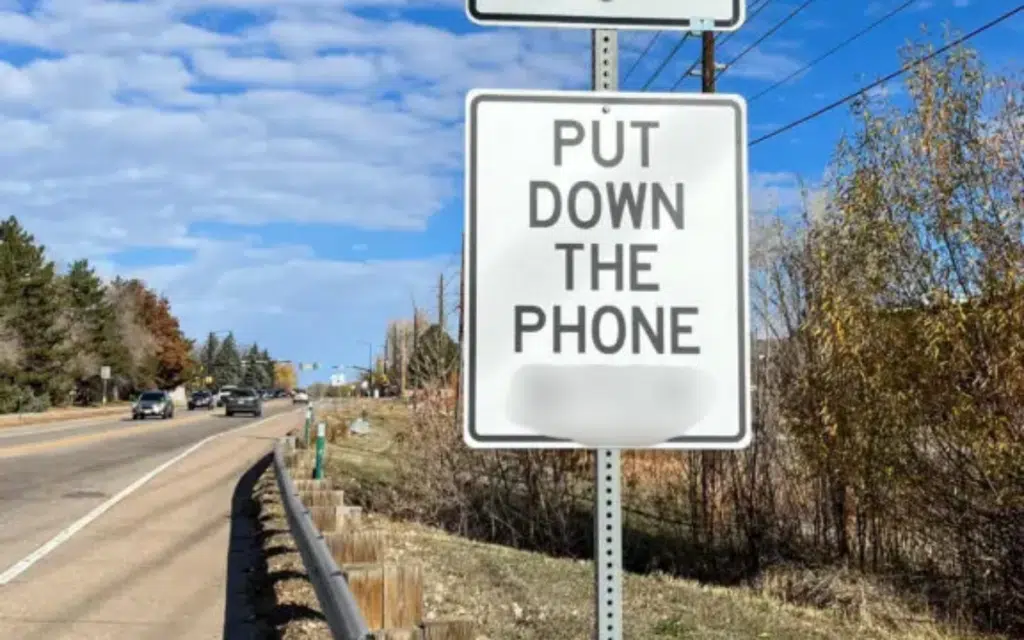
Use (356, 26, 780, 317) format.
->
(303, 404, 313, 444)
(314, 421, 326, 480)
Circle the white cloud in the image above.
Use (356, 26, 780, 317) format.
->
(0, 0, 820, 370)
(0, 0, 590, 367)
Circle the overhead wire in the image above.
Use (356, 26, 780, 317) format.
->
(622, 31, 662, 85)
(715, 0, 821, 81)
(639, 32, 693, 89)
(749, 4, 1024, 147)
(748, 0, 918, 103)
(665, 0, 775, 92)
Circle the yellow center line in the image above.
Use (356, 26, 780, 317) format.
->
(0, 411, 221, 459)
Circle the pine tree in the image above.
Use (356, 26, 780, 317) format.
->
(212, 332, 242, 387)
(62, 259, 129, 404)
(0, 217, 69, 408)
(199, 332, 221, 387)
(241, 344, 262, 388)
(260, 348, 274, 389)
(407, 324, 459, 388)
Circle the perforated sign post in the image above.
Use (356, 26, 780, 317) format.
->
(100, 366, 111, 406)
(466, 0, 745, 31)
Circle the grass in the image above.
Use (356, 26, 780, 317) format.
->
(304, 398, 997, 640)
(0, 401, 131, 428)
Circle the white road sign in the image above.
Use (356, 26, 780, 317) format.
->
(463, 90, 750, 450)
(330, 373, 346, 387)
(100, 366, 111, 380)
(467, 0, 745, 31)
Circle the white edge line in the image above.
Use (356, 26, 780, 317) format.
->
(0, 409, 298, 585)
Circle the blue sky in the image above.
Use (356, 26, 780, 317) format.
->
(0, 0, 1018, 386)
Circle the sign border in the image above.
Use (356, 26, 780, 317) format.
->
(466, 0, 744, 31)
(464, 90, 749, 448)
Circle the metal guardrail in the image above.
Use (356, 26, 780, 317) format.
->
(272, 438, 371, 639)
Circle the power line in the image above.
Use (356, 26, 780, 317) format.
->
(622, 31, 662, 84)
(749, 0, 917, 103)
(640, 32, 692, 90)
(666, 0, 775, 92)
(716, 0, 821, 81)
(750, 4, 1024, 147)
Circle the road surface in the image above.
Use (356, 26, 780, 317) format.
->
(0, 399, 302, 639)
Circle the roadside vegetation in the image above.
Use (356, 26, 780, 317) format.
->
(0, 217, 293, 414)
(330, 42, 1021, 639)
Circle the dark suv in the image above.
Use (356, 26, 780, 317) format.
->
(188, 391, 214, 410)
(133, 390, 174, 420)
(224, 387, 263, 417)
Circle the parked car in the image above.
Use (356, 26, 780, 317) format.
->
(133, 390, 174, 420)
(292, 388, 309, 404)
(224, 387, 263, 417)
(188, 391, 214, 410)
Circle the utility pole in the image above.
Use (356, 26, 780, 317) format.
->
(701, 32, 715, 93)
(699, 26, 719, 558)
(437, 273, 445, 328)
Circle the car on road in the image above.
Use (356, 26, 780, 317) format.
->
(224, 387, 263, 417)
(215, 385, 238, 407)
(187, 391, 215, 410)
(292, 388, 309, 404)
(133, 390, 174, 420)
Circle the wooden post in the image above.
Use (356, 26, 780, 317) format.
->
(298, 489, 345, 507)
(383, 564, 423, 628)
(344, 562, 424, 631)
(346, 564, 386, 629)
(325, 529, 386, 565)
(292, 478, 334, 492)
(307, 505, 362, 532)
(422, 620, 476, 639)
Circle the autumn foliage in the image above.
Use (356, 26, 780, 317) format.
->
(374, 42, 1024, 636)
(0, 217, 199, 411)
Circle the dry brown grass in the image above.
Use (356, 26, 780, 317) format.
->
(0, 402, 131, 428)
(310, 398, 999, 640)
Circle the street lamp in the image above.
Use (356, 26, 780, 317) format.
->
(357, 340, 373, 374)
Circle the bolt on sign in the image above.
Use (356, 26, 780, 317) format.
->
(463, 90, 751, 450)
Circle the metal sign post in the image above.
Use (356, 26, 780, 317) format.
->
(304, 404, 313, 445)
(592, 29, 623, 640)
(100, 366, 111, 406)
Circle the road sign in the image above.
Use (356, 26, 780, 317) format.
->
(330, 373, 345, 387)
(100, 366, 111, 380)
(466, 0, 745, 31)
(463, 90, 750, 450)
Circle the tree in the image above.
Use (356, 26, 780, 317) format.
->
(198, 332, 221, 387)
(260, 348, 274, 389)
(212, 332, 242, 387)
(0, 217, 69, 409)
(60, 260, 130, 404)
(106, 277, 159, 394)
(121, 280, 194, 389)
(273, 361, 298, 390)
(407, 324, 458, 388)
(768, 41, 1024, 628)
(241, 344, 263, 388)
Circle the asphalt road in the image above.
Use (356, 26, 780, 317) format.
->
(0, 400, 294, 576)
